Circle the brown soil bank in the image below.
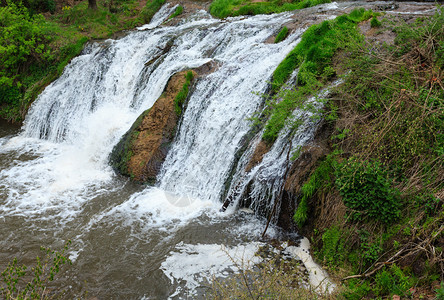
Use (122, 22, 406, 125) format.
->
(110, 70, 196, 183)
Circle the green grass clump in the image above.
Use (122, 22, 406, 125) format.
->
(370, 16, 381, 28)
(272, 8, 374, 92)
(293, 152, 336, 227)
(274, 26, 289, 43)
(209, 0, 330, 19)
(169, 5, 183, 19)
(174, 71, 194, 116)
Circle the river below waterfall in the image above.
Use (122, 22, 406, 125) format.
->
(0, 2, 436, 299)
(1, 119, 284, 298)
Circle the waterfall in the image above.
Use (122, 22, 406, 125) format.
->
(17, 7, 305, 211)
(0, 4, 347, 298)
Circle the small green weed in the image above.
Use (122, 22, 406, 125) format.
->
(169, 5, 183, 19)
(174, 71, 194, 116)
(274, 26, 288, 43)
(374, 264, 415, 297)
(436, 282, 444, 300)
(370, 16, 381, 28)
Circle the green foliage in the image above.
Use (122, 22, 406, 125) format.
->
(415, 194, 442, 217)
(0, 0, 165, 122)
(0, 240, 72, 300)
(0, 2, 52, 88)
(358, 230, 382, 266)
(0, 0, 66, 121)
(169, 5, 183, 19)
(293, 196, 308, 228)
(272, 8, 373, 92)
(370, 16, 381, 28)
(319, 226, 345, 267)
(436, 282, 444, 300)
(174, 71, 194, 116)
(335, 7, 444, 175)
(335, 157, 401, 224)
(23, 0, 56, 14)
(209, 0, 330, 19)
(293, 152, 336, 227)
(343, 264, 415, 299)
(274, 26, 288, 43)
(342, 279, 372, 300)
(140, 0, 165, 24)
(261, 86, 309, 144)
(307, 8, 443, 300)
(374, 264, 414, 297)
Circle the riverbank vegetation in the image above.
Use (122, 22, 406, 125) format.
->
(0, 241, 73, 299)
(262, 8, 377, 143)
(0, 0, 165, 122)
(285, 6, 443, 299)
(209, 0, 330, 19)
(218, 6, 443, 299)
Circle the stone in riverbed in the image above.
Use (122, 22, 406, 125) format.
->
(110, 70, 196, 183)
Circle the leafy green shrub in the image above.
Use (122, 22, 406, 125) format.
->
(335, 157, 401, 224)
(0, 1, 55, 119)
(0, 241, 72, 299)
(274, 26, 288, 43)
(415, 194, 442, 216)
(169, 5, 183, 19)
(358, 230, 383, 266)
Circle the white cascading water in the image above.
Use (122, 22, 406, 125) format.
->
(0, 3, 345, 298)
(226, 81, 342, 222)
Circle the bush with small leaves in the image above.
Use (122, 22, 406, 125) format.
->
(335, 157, 401, 224)
(0, 240, 72, 300)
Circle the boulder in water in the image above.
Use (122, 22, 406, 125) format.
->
(110, 70, 196, 183)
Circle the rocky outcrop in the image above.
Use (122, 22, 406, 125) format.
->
(245, 140, 271, 173)
(110, 70, 196, 183)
